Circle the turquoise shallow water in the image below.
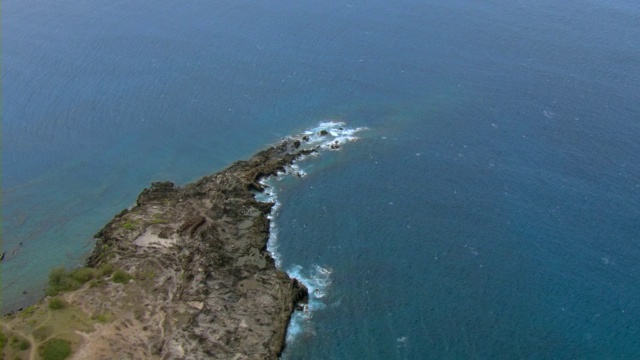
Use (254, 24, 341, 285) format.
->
(3, 0, 640, 358)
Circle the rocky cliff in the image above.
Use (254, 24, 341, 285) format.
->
(1, 123, 364, 360)
(1, 134, 322, 359)
(79, 138, 313, 359)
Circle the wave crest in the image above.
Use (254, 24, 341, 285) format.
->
(254, 121, 365, 343)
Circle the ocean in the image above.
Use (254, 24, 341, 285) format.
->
(3, 0, 640, 358)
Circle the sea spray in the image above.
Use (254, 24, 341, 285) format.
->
(254, 121, 366, 343)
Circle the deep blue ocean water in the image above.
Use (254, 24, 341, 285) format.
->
(3, 0, 640, 358)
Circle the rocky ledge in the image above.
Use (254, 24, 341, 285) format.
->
(82, 138, 314, 359)
(1, 130, 349, 359)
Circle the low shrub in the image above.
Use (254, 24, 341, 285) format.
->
(10, 337, 30, 351)
(89, 279, 106, 288)
(97, 263, 113, 277)
(20, 305, 37, 318)
(39, 338, 72, 360)
(112, 270, 132, 284)
(70, 268, 96, 283)
(19, 339, 30, 350)
(9, 336, 30, 351)
(0, 331, 7, 351)
(48, 297, 66, 310)
(47, 266, 101, 295)
(148, 215, 169, 224)
(136, 270, 157, 280)
(47, 268, 81, 296)
(91, 313, 111, 323)
(121, 221, 136, 230)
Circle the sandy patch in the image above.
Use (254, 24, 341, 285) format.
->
(134, 228, 176, 248)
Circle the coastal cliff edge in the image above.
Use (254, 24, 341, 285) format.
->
(1, 133, 330, 359)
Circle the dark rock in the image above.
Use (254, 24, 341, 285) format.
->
(116, 208, 129, 218)
(178, 215, 206, 236)
(247, 181, 264, 192)
(80, 136, 317, 358)
(136, 181, 177, 206)
(319, 129, 328, 136)
(157, 228, 171, 239)
(292, 278, 309, 304)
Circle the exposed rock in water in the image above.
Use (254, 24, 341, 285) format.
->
(61, 137, 316, 359)
(1, 123, 366, 360)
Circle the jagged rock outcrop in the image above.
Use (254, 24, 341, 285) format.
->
(75, 139, 316, 359)
(1, 123, 365, 360)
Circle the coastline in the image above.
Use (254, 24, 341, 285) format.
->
(1, 123, 362, 359)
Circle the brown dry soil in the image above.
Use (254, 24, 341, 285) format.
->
(0, 135, 324, 359)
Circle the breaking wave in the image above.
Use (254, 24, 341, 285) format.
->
(254, 121, 365, 344)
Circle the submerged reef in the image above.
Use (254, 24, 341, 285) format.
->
(0, 124, 362, 359)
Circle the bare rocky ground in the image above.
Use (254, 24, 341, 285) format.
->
(1, 135, 323, 359)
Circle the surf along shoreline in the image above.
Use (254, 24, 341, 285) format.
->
(1, 122, 363, 359)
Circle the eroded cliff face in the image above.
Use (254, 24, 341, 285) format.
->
(80, 139, 313, 359)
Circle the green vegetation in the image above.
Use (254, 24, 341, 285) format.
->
(121, 220, 136, 230)
(20, 305, 37, 318)
(0, 330, 7, 351)
(47, 264, 116, 295)
(111, 269, 132, 284)
(149, 217, 168, 224)
(48, 298, 67, 310)
(9, 336, 30, 351)
(98, 263, 113, 276)
(89, 279, 106, 288)
(2, 286, 99, 360)
(91, 243, 114, 263)
(91, 313, 112, 323)
(47, 267, 84, 296)
(39, 338, 72, 360)
(19, 339, 30, 351)
(70, 267, 96, 283)
(136, 269, 157, 280)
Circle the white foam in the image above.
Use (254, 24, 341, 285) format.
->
(296, 121, 366, 151)
(284, 163, 307, 178)
(284, 264, 333, 342)
(254, 180, 276, 203)
(253, 121, 365, 343)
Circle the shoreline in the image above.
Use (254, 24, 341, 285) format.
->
(1, 123, 363, 359)
(84, 137, 314, 358)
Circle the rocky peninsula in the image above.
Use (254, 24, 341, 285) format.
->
(0, 124, 362, 359)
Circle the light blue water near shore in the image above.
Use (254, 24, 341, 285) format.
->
(3, 0, 640, 358)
